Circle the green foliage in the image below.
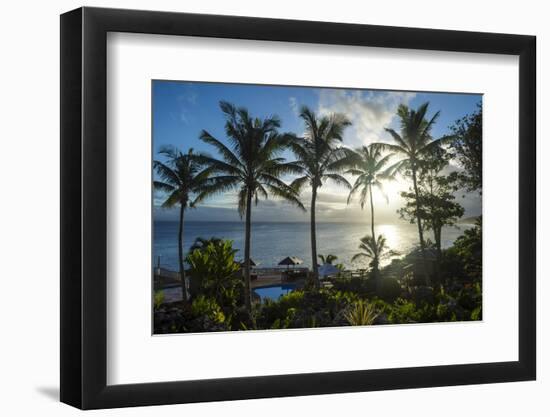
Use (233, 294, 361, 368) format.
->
(344, 300, 378, 326)
(186, 239, 243, 327)
(448, 218, 482, 283)
(255, 289, 360, 329)
(189, 236, 227, 253)
(197, 101, 306, 216)
(398, 147, 464, 256)
(154, 290, 165, 310)
(351, 234, 399, 272)
(449, 102, 482, 193)
(387, 298, 435, 324)
(191, 295, 226, 324)
(331, 273, 376, 297)
(378, 278, 402, 302)
(153, 146, 213, 209)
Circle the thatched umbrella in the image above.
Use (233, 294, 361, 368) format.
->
(240, 259, 258, 267)
(278, 256, 303, 270)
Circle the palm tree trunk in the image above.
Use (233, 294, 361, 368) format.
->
(411, 167, 430, 286)
(310, 185, 319, 286)
(243, 189, 253, 312)
(178, 203, 188, 304)
(434, 223, 442, 287)
(369, 184, 376, 241)
(368, 184, 381, 290)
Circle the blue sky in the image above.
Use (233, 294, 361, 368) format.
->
(153, 80, 481, 223)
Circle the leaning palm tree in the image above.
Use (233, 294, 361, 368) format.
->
(379, 102, 450, 285)
(346, 143, 395, 242)
(289, 106, 354, 283)
(351, 234, 399, 282)
(153, 146, 212, 304)
(197, 101, 305, 312)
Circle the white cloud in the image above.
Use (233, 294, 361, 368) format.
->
(316, 89, 416, 148)
(289, 96, 299, 116)
(176, 88, 199, 124)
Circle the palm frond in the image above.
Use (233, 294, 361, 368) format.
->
(153, 160, 181, 187)
(199, 130, 244, 169)
(153, 180, 175, 193)
(290, 175, 310, 193)
(323, 173, 352, 189)
(161, 189, 182, 208)
(263, 184, 306, 211)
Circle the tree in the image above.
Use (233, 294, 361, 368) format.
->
(449, 102, 482, 193)
(346, 143, 395, 241)
(399, 180, 464, 261)
(398, 147, 464, 261)
(449, 217, 482, 283)
(379, 102, 452, 285)
(197, 101, 305, 312)
(186, 239, 242, 323)
(318, 254, 338, 265)
(289, 106, 354, 284)
(153, 146, 212, 303)
(351, 234, 399, 282)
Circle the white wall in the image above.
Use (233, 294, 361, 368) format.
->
(0, 0, 546, 415)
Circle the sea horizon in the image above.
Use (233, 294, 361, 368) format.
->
(153, 219, 477, 271)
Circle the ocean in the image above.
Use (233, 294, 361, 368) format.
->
(153, 221, 474, 271)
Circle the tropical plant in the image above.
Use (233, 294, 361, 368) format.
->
(379, 102, 452, 285)
(344, 300, 378, 326)
(448, 217, 482, 283)
(346, 143, 396, 241)
(189, 236, 230, 254)
(191, 295, 226, 325)
(318, 254, 338, 265)
(351, 234, 399, 279)
(185, 239, 242, 314)
(153, 290, 165, 311)
(289, 106, 354, 283)
(153, 146, 212, 303)
(197, 101, 305, 312)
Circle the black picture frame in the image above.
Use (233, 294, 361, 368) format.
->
(60, 6, 536, 410)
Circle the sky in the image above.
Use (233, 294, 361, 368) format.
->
(152, 80, 482, 224)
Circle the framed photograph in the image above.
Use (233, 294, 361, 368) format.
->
(60, 6, 536, 409)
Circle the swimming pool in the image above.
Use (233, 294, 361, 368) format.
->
(254, 284, 296, 301)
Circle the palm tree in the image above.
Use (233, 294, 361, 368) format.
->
(197, 101, 305, 312)
(379, 102, 450, 285)
(351, 234, 398, 280)
(346, 143, 395, 241)
(153, 146, 212, 304)
(318, 254, 338, 265)
(289, 106, 354, 283)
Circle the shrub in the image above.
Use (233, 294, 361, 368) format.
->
(331, 276, 376, 296)
(191, 295, 226, 324)
(154, 290, 165, 310)
(186, 239, 242, 325)
(378, 278, 402, 302)
(344, 301, 378, 326)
